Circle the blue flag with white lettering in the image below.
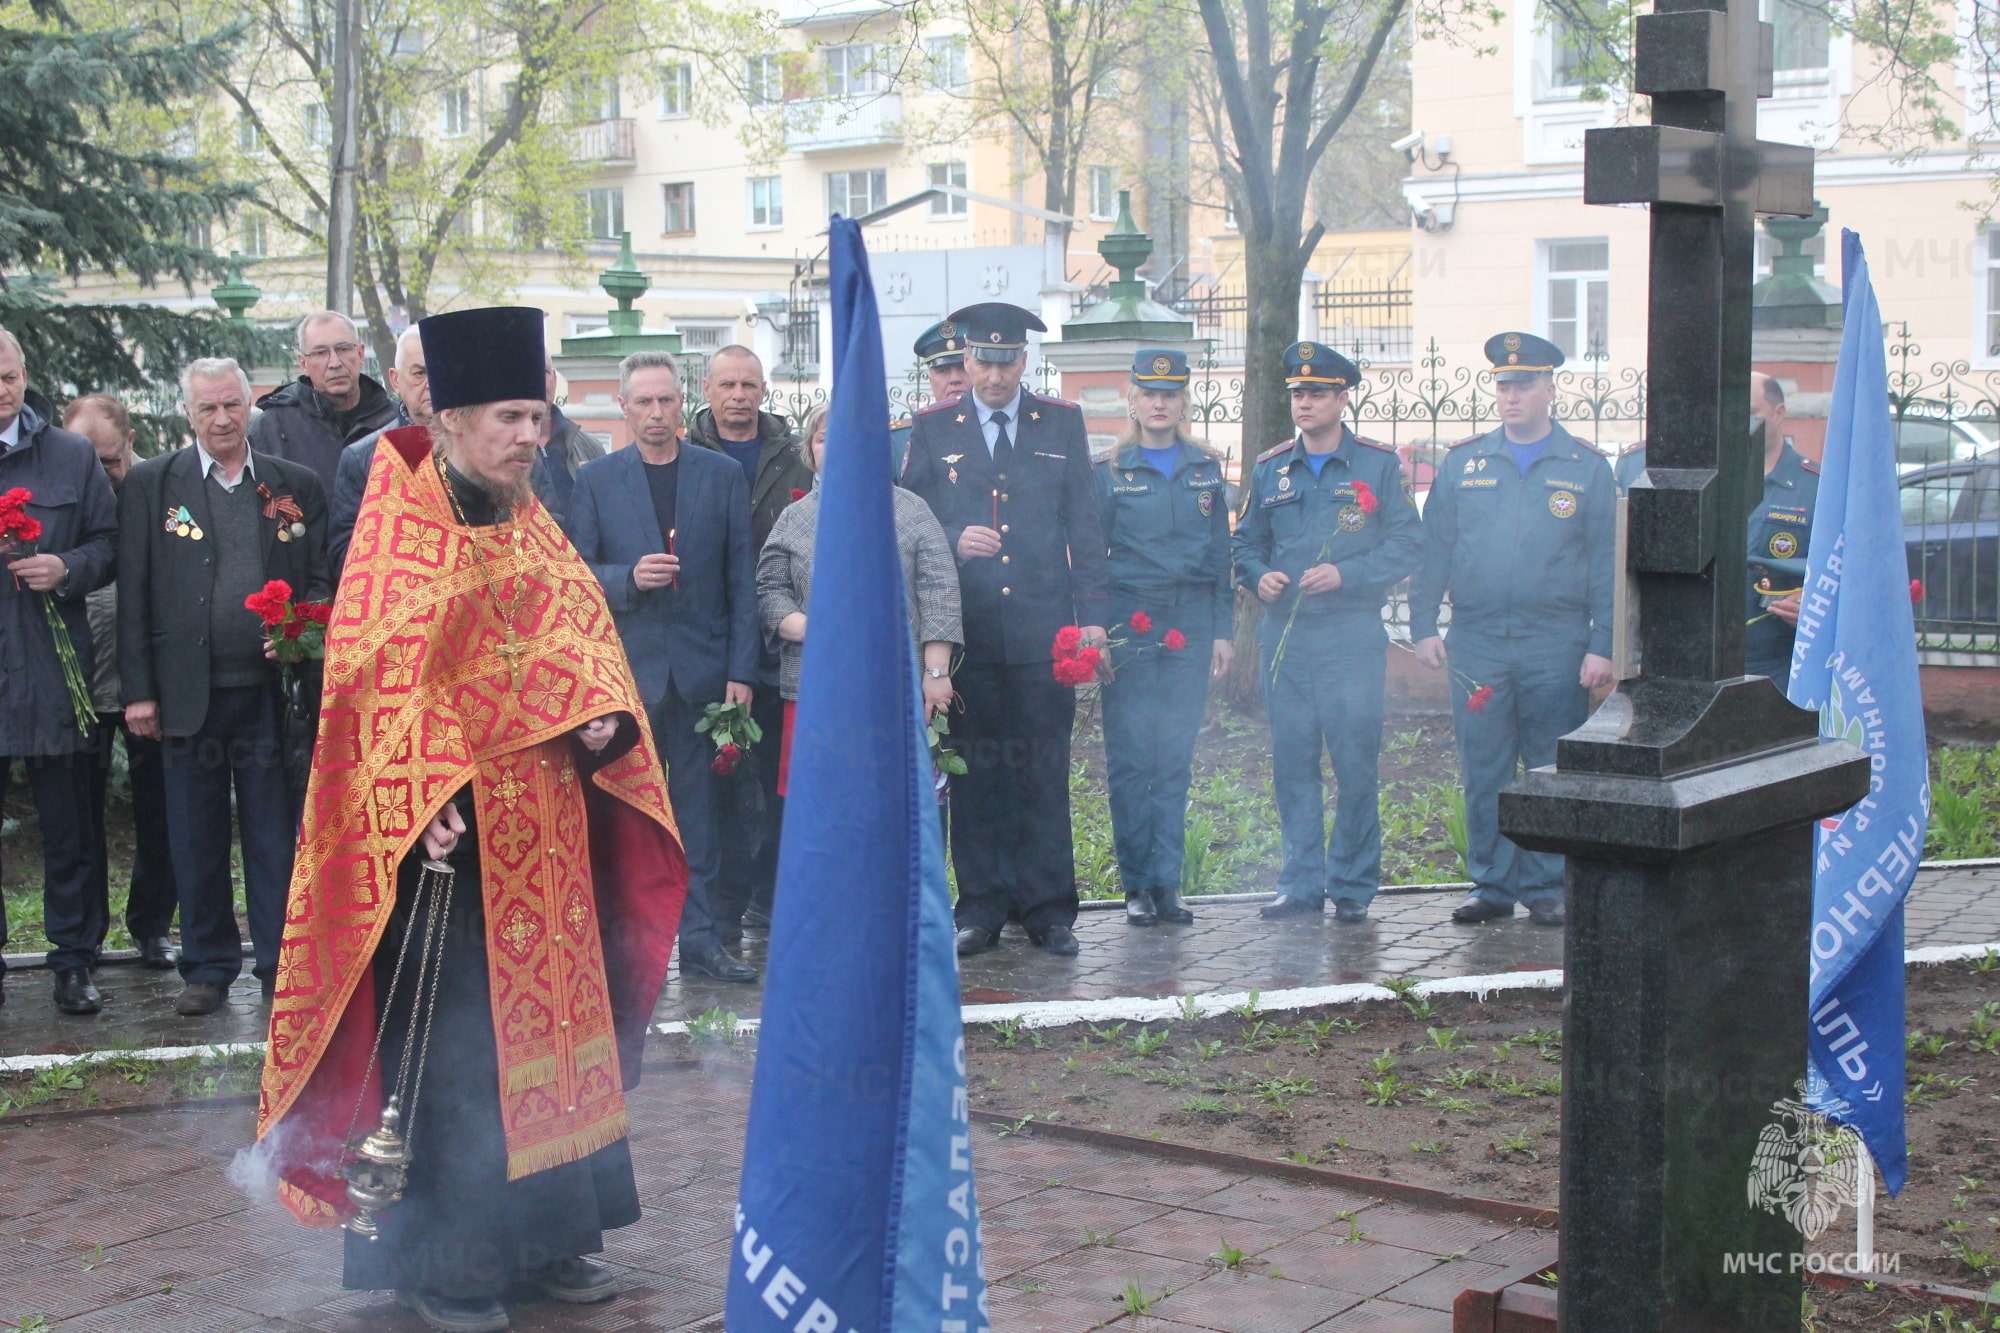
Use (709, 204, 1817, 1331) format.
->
(1786, 230, 1927, 1195)
(727, 217, 987, 1332)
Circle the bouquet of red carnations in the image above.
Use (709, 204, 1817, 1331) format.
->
(698, 700, 762, 775)
(244, 580, 334, 666)
(0, 487, 95, 737)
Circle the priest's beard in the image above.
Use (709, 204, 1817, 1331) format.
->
(440, 443, 535, 513)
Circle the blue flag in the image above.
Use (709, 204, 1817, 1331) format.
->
(728, 218, 987, 1332)
(1786, 230, 1928, 1195)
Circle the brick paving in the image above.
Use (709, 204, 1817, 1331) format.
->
(6, 864, 1997, 1056)
(0, 1061, 1551, 1332)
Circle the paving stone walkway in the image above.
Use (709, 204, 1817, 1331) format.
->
(4, 865, 1997, 1056)
(0, 1060, 1554, 1332)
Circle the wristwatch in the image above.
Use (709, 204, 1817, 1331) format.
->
(924, 667, 948, 679)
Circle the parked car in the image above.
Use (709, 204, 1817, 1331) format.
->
(1893, 411, 1997, 475)
(1901, 456, 1999, 630)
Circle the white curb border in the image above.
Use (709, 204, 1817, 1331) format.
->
(4, 941, 1994, 1076)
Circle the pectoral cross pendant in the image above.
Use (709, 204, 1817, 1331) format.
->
(495, 627, 529, 693)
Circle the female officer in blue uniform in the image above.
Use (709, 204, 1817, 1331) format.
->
(1094, 350, 1234, 926)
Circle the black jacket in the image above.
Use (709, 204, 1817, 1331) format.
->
(0, 391, 119, 755)
(248, 373, 399, 497)
(117, 447, 330, 737)
(900, 391, 1111, 665)
(684, 406, 812, 554)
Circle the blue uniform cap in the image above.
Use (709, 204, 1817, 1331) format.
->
(1131, 349, 1190, 386)
(1484, 331, 1565, 383)
(419, 306, 547, 410)
(913, 319, 967, 368)
(1283, 341, 1359, 390)
(949, 302, 1047, 362)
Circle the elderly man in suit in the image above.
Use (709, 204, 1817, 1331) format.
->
(568, 349, 759, 984)
(119, 357, 329, 1016)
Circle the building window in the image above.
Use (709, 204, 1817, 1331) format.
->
(389, 24, 424, 57)
(576, 76, 620, 121)
(1092, 67, 1122, 100)
(303, 102, 331, 151)
(679, 324, 730, 353)
(924, 35, 967, 90)
(748, 175, 784, 228)
(826, 168, 888, 220)
(237, 113, 262, 155)
(822, 43, 878, 98)
(747, 54, 784, 106)
(1088, 166, 1118, 221)
(658, 62, 693, 118)
(1766, 0, 1831, 71)
(662, 182, 696, 235)
(1223, 200, 1237, 230)
(1540, 238, 1610, 360)
(1535, 0, 1611, 99)
(581, 186, 625, 240)
(1980, 228, 2000, 361)
(928, 161, 967, 216)
(241, 212, 269, 258)
(441, 87, 471, 137)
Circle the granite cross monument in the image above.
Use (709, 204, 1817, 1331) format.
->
(1495, 0, 1874, 1328)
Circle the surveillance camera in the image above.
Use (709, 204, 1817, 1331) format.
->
(1390, 130, 1425, 155)
(1414, 207, 1439, 233)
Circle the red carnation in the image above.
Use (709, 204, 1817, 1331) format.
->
(1351, 480, 1378, 515)
(1053, 648, 1102, 686)
(3, 514, 40, 542)
(1051, 625, 1083, 659)
(1129, 611, 1153, 634)
(281, 618, 306, 641)
(1163, 628, 1187, 652)
(0, 487, 31, 511)
(792, 488, 808, 501)
(244, 579, 293, 627)
(711, 742, 743, 775)
(1466, 684, 1494, 714)
(303, 602, 334, 625)
(1910, 579, 1923, 604)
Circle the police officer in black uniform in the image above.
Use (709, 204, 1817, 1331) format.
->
(1609, 372, 1817, 678)
(1409, 332, 1616, 927)
(1232, 342, 1422, 924)
(1094, 350, 1234, 927)
(901, 302, 1111, 957)
(892, 320, 974, 474)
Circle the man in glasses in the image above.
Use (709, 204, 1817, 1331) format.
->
(249, 310, 399, 496)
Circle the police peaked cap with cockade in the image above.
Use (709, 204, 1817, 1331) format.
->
(1483, 331, 1566, 383)
(949, 302, 1048, 361)
(419, 306, 547, 411)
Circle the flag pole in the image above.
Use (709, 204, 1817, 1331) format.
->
(1854, 1133, 1876, 1272)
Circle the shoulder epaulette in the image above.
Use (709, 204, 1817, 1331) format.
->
(916, 400, 961, 417)
(1256, 440, 1296, 463)
(1618, 441, 1645, 456)
(1028, 390, 1080, 410)
(1799, 457, 1820, 474)
(1446, 433, 1484, 450)
(890, 417, 911, 429)
(1354, 434, 1398, 454)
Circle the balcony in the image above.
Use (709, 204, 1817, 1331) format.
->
(576, 118, 636, 166)
(783, 95, 902, 154)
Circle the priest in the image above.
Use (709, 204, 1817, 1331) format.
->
(255, 307, 686, 1333)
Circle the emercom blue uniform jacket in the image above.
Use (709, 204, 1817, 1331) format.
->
(1230, 428, 1422, 646)
(1409, 422, 1616, 658)
(1093, 439, 1233, 646)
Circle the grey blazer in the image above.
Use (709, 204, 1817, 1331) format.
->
(756, 481, 962, 700)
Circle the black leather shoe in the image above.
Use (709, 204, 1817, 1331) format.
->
(681, 942, 758, 983)
(53, 968, 101, 1016)
(955, 926, 999, 958)
(1258, 895, 1323, 920)
(1452, 896, 1515, 924)
(1124, 893, 1157, 927)
(1150, 887, 1195, 926)
(1028, 924, 1080, 957)
(530, 1255, 617, 1304)
(175, 981, 226, 1016)
(1333, 899, 1370, 924)
(396, 1289, 510, 1332)
(1528, 900, 1567, 928)
(136, 936, 178, 970)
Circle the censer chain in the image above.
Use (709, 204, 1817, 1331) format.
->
(340, 854, 455, 1150)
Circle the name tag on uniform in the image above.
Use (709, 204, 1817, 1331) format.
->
(1184, 474, 1218, 488)
(1033, 451, 1067, 460)
(1260, 488, 1302, 508)
(1459, 477, 1499, 489)
(1766, 508, 1810, 524)
(1110, 484, 1151, 495)
(1544, 476, 1584, 489)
